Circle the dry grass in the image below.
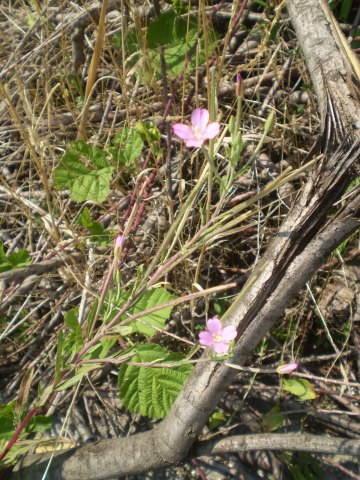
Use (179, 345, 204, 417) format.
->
(0, 1, 359, 478)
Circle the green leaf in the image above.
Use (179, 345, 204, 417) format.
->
(53, 141, 114, 203)
(172, 0, 189, 15)
(27, 415, 52, 434)
(36, 385, 53, 408)
(125, 29, 141, 55)
(147, 11, 177, 47)
(0, 241, 31, 273)
(270, 21, 281, 42)
(264, 111, 275, 133)
(136, 121, 161, 144)
(251, 0, 267, 7)
(283, 379, 317, 401)
(108, 128, 144, 166)
(78, 207, 103, 233)
(112, 32, 121, 50)
(85, 297, 98, 338)
(0, 402, 16, 441)
(262, 406, 285, 432)
(289, 453, 323, 480)
(208, 412, 226, 430)
(109, 325, 134, 336)
(7, 250, 31, 269)
(109, 288, 176, 336)
(15, 368, 34, 416)
(55, 331, 64, 385)
(118, 344, 192, 419)
(213, 299, 229, 317)
(78, 207, 109, 245)
(63, 308, 83, 355)
(340, 0, 352, 21)
(130, 13, 219, 82)
(83, 337, 118, 360)
(56, 364, 100, 391)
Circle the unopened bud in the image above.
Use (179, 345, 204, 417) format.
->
(276, 363, 298, 374)
(236, 73, 244, 98)
(115, 235, 124, 251)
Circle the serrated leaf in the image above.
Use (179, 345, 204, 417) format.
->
(108, 128, 144, 165)
(128, 288, 176, 336)
(53, 141, 114, 203)
(118, 344, 192, 419)
(283, 379, 317, 401)
(107, 287, 176, 337)
(262, 406, 285, 432)
(0, 241, 31, 273)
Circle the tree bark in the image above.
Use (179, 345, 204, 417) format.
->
(193, 433, 360, 457)
(286, 0, 360, 138)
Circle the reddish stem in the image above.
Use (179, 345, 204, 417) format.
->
(0, 408, 38, 463)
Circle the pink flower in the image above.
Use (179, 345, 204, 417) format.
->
(114, 235, 124, 251)
(199, 317, 237, 355)
(276, 363, 298, 374)
(173, 109, 220, 148)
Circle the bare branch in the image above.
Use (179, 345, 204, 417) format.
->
(193, 433, 360, 457)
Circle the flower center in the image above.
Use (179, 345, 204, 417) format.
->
(213, 334, 223, 343)
(193, 125, 203, 140)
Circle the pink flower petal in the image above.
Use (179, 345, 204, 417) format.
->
(199, 331, 214, 346)
(213, 342, 230, 354)
(206, 317, 222, 334)
(221, 325, 237, 341)
(191, 109, 209, 133)
(173, 124, 194, 140)
(185, 138, 205, 148)
(204, 122, 220, 140)
(276, 363, 298, 374)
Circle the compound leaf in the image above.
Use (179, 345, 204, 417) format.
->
(118, 344, 192, 419)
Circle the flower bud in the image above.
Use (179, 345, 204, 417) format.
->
(276, 363, 298, 374)
(115, 235, 124, 252)
(236, 73, 244, 98)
